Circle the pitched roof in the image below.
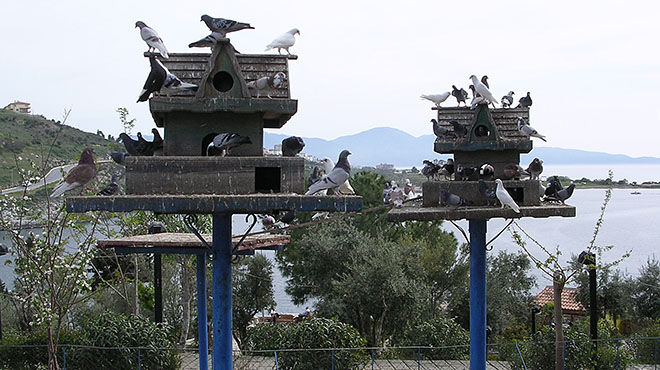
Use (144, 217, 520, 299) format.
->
(534, 286, 586, 313)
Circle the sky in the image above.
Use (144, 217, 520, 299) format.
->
(1, 0, 659, 158)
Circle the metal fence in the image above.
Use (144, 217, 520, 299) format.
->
(1, 338, 660, 369)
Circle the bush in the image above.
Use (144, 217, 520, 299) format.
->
(0, 329, 83, 370)
(632, 319, 660, 364)
(245, 318, 367, 370)
(394, 316, 470, 360)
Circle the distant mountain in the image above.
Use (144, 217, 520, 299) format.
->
(265, 127, 660, 167)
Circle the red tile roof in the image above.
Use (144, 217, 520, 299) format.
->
(535, 286, 586, 313)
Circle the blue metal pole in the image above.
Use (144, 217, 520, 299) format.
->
(197, 253, 209, 370)
(212, 213, 233, 370)
(469, 219, 487, 370)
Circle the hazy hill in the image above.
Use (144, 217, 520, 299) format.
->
(265, 127, 660, 167)
(0, 110, 113, 188)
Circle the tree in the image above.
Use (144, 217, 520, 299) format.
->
(116, 107, 135, 135)
(232, 254, 275, 345)
(632, 258, 660, 320)
(573, 260, 632, 326)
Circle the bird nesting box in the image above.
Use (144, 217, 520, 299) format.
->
(126, 39, 303, 196)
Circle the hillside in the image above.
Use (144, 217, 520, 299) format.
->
(0, 110, 114, 188)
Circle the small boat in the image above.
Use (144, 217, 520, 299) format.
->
(631, 191, 641, 195)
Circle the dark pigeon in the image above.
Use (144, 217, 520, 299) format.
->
(456, 164, 479, 181)
(421, 160, 441, 181)
(50, 147, 97, 197)
(306, 150, 351, 195)
(137, 54, 167, 102)
(206, 133, 252, 156)
(545, 176, 564, 197)
(200, 15, 254, 37)
(481, 75, 489, 88)
(189, 32, 224, 48)
(279, 210, 296, 224)
(502, 163, 530, 180)
(518, 92, 533, 108)
(97, 173, 121, 196)
(118, 133, 140, 156)
(450, 120, 468, 137)
(451, 85, 469, 106)
(555, 184, 576, 203)
(152, 128, 164, 154)
(526, 158, 544, 180)
(478, 179, 499, 206)
(110, 152, 129, 165)
(282, 136, 305, 157)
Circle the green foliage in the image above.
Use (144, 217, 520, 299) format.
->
(245, 318, 367, 370)
(116, 107, 136, 135)
(394, 317, 470, 360)
(632, 258, 660, 320)
(233, 254, 276, 345)
(632, 319, 660, 363)
(0, 329, 83, 370)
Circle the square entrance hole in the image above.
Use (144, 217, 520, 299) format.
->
(255, 167, 281, 193)
(507, 187, 524, 204)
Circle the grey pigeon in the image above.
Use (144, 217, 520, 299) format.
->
(431, 119, 451, 138)
(440, 190, 467, 207)
(383, 182, 392, 204)
(135, 21, 168, 58)
(207, 133, 252, 156)
(501, 91, 515, 108)
(200, 15, 254, 37)
(526, 158, 544, 180)
(518, 92, 533, 108)
(554, 184, 575, 203)
(110, 152, 129, 165)
(307, 167, 321, 189)
(421, 160, 441, 181)
(137, 55, 167, 102)
(495, 179, 520, 213)
(450, 120, 468, 137)
(51, 147, 97, 197)
(118, 133, 141, 156)
(97, 173, 121, 196)
(478, 180, 499, 206)
(265, 28, 300, 55)
(159, 59, 198, 96)
(189, 32, 225, 48)
(281, 136, 305, 156)
(306, 150, 351, 195)
(517, 117, 546, 142)
(451, 85, 469, 106)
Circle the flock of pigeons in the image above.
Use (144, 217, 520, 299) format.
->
(422, 75, 533, 109)
(135, 16, 300, 102)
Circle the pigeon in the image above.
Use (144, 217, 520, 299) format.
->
(502, 163, 530, 180)
(495, 179, 520, 213)
(518, 92, 533, 108)
(501, 91, 515, 108)
(469, 75, 498, 107)
(480, 163, 495, 180)
(383, 182, 392, 204)
(200, 15, 254, 37)
(152, 128, 164, 154)
(118, 133, 142, 156)
(517, 117, 547, 142)
(442, 158, 455, 179)
(307, 167, 322, 189)
(279, 210, 296, 224)
(320, 156, 354, 195)
(451, 85, 469, 106)
(421, 92, 451, 107)
(97, 173, 121, 196)
(136, 132, 152, 155)
(390, 181, 403, 207)
(456, 164, 478, 181)
(247, 72, 287, 98)
(261, 215, 276, 227)
(282, 136, 305, 157)
(526, 158, 544, 180)
(50, 148, 97, 197)
(110, 152, 129, 165)
(265, 28, 300, 55)
(450, 120, 468, 137)
(440, 190, 467, 207)
(403, 179, 416, 199)
(159, 60, 198, 96)
(206, 133, 252, 156)
(544, 176, 564, 197)
(469, 84, 478, 99)
(478, 180, 498, 206)
(137, 55, 167, 102)
(431, 119, 452, 138)
(188, 32, 225, 48)
(421, 160, 441, 181)
(554, 184, 576, 203)
(306, 150, 352, 195)
(135, 21, 168, 58)
(481, 75, 490, 88)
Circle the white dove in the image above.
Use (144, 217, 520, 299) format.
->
(495, 179, 520, 213)
(421, 92, 451, 107)
(135, 21, 168, 58)
(265, 28, 300, 55)
(517, 117, 547, 142)
(469, 75, 497, 107)
(321, 156, 354, 195)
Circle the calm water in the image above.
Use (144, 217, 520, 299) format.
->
(1, 187, 658, 315)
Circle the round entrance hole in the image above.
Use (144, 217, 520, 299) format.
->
(474, 125, 490, 137)
(213, 71, 234, 92)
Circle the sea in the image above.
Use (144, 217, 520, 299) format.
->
(1, 164, 659, 315)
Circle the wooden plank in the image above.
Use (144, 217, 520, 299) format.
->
(149, 97, 297, 115)
(66, 194, 363, 214)
(387, 203, 576, 222)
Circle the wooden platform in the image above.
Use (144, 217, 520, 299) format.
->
(66, 194, 362, 214)
(387, 201, 575, 222)
(97, 232, 290, 256)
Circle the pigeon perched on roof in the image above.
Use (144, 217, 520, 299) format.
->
(281, 136, 305, 157)
(422, 160, 441, 181)
(383, 182, 392, 205)
(501, 91, 515, 108)
(110, 152, 129, 165)
(403, 179, 416, 199)
(159, 61, 198, 97)
(451, 85, 469, 106)
(450, 120, 468, 137)
(50, 147, 97, 197)
(526, 158, 544, 180)
(137, 55, 167, 102)
(481, 75, 490, 88)
(502, 163, 530, 180)
(307, 167, 322, 189)
(421, 92, 451, 107)
(247, 72, 287, 98)
(469, 75, 498, 107)
(207, 133, 252, 156)
(495, 179, 520, 213)
(265, 28, 300, 55)
(306, 150, 351, 195)
(97, 173, 121, 196)
(440, 190, 467, 207)
(317, 154, 354, 195)
(478, 180, 498, 206)
(200, 15, 254, 37)
(135, 21, 168, 58)
(188, 32, 225, 48)
(431, 119, 452, 138)
(517, 117, 547, 142)
(518, 92, 533, 108)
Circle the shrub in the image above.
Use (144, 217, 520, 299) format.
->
(0, 329, 83, 370)
(394, 316, 470, 360)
